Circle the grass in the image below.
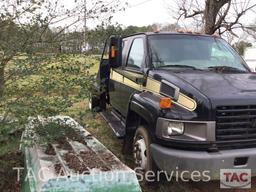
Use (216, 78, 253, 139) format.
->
(64, 101, 126, 161)
(0, 137, 21, 156)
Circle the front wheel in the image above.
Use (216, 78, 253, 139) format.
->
(133, 126, 157, 182)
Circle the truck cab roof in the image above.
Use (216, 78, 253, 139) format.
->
(122, 31, 216, 39)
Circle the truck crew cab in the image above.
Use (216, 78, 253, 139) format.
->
(90, 32, 256, 179)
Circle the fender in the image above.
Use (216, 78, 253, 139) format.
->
(126, 91, 162, 131)
(126, 90, 196, 135)
(129, 101, 154, 125)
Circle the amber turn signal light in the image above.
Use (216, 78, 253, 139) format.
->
(159, 97, 172, 109)
(111, 46, 116, 58)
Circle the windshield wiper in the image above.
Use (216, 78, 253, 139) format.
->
(208, 66, 247, 73)
(158, 65, 203, 71)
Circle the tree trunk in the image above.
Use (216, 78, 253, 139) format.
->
(204, 0, 230, 34)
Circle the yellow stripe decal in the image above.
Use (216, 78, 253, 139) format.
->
(111, 70, 123, 82)
(110, 69, 197, 111)
(145, 78, 161, 94)
(176, 93, 197, 111)
(123, 77, 142, 90)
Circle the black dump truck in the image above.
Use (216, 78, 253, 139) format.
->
(90, 32, 256, 179)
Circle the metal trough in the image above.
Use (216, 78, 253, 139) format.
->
(21, 116, 141, 192)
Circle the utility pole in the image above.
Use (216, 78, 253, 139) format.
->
(83, 0, 87, 53)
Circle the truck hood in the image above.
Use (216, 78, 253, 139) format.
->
(174, 72, 256, 106)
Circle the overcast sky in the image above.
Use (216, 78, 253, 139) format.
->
(61, 0, 175, 28)
(111, 0, 256, 27)
(112, 0, 175, 26)
(61, 0, 256, 29)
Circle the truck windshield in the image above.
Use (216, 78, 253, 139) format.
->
(148, 34, 249, 72)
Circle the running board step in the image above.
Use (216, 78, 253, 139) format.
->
(100, 111, 126, 138)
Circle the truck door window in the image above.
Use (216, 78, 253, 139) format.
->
(127, 38, 144, 69)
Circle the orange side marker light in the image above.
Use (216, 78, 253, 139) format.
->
(160, 97, 172, 109)
(111, 46, 116, 58)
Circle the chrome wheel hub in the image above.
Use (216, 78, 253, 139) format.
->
(133, 138, 147, 170)
(88, 95, 92, 110)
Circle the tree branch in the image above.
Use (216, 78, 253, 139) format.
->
(180, 8, 204, 18)
(215, 0, 232, 31)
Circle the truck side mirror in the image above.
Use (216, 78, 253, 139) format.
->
(109, 36, 122, 68)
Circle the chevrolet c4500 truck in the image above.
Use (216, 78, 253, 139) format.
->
(90, 32, 256, 179)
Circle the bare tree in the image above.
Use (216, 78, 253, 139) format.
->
(244, 24, 256, 39)
(171, 0, 256, 35)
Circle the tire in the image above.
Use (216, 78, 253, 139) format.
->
(88, 92, 106, 112)
(88, 93, 100, 112)
(99, 92, 106, 110)
(133, 126, 157, 182)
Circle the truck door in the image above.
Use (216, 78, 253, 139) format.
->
(109, 37, 146, 117)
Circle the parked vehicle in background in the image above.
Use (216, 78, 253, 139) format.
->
(244, 47, 256, 72)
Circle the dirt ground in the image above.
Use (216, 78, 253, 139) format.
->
(53, 131, 115, 173)
(0, 151, 23, 192)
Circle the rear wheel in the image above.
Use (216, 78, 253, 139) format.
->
(88, 93, 105, 112)
(133, 126, 157, 182)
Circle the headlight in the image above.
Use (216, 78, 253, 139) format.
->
(156, 118, 215, 141)
(162, 122, 184, 137)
